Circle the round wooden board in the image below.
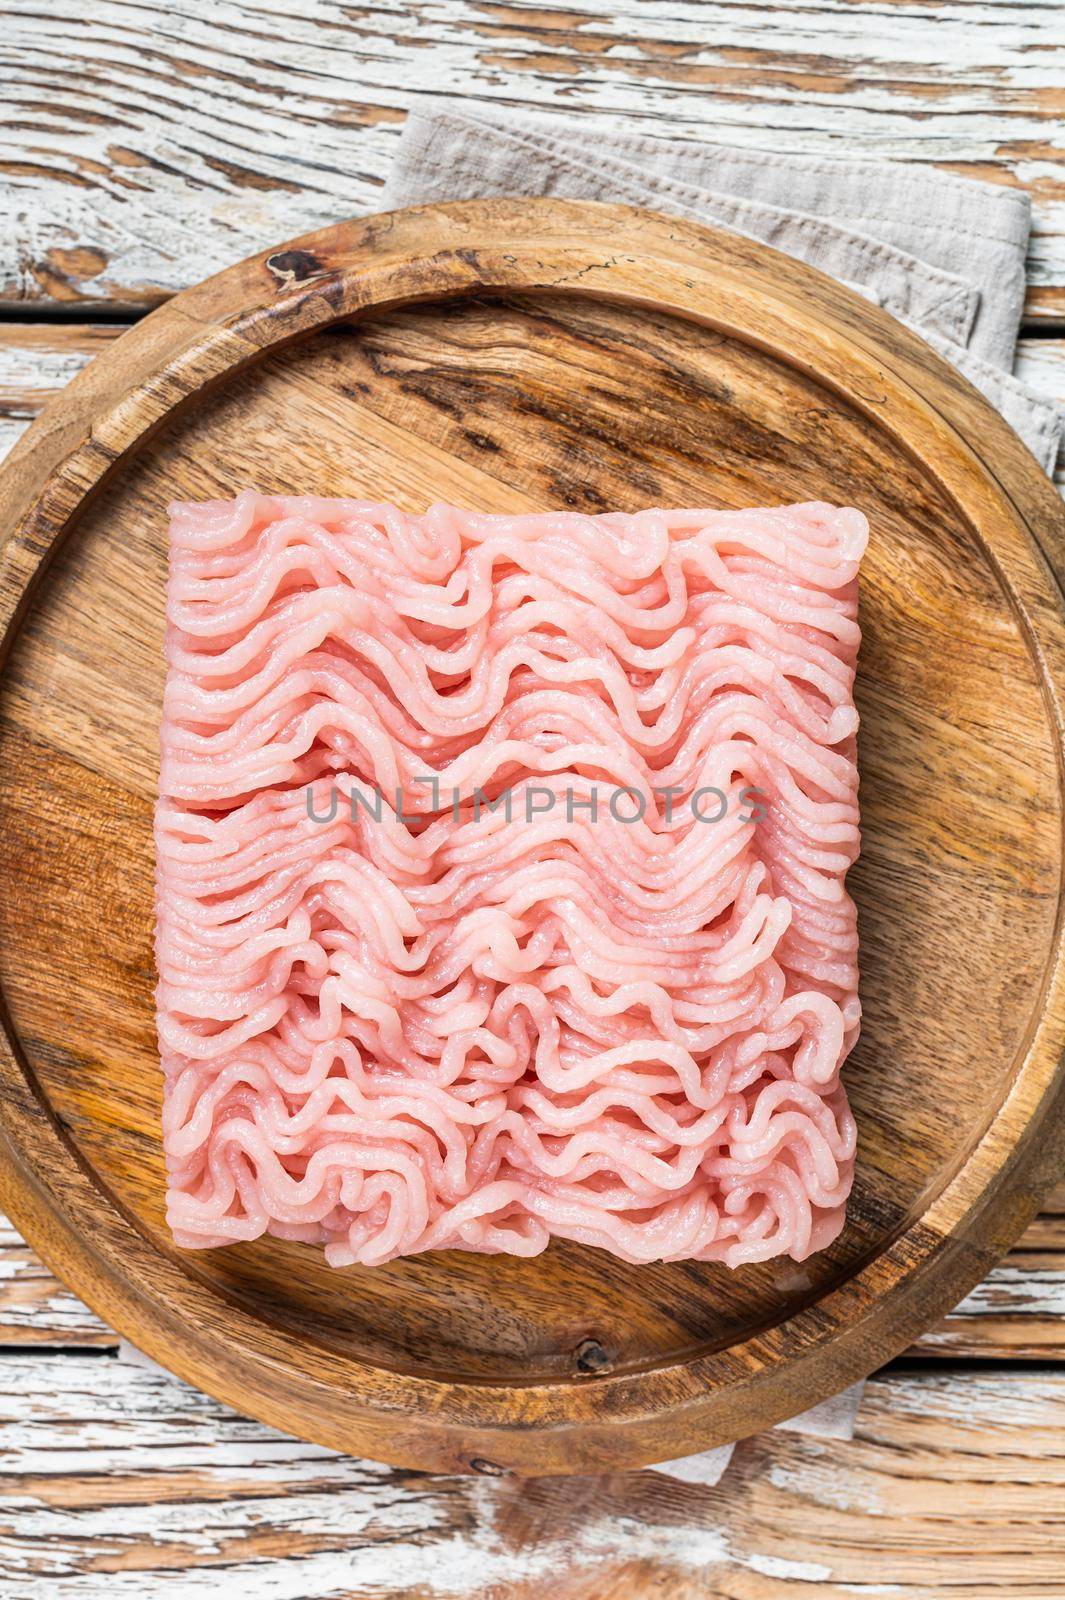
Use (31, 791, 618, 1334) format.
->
(1, 199, 1064, 1477)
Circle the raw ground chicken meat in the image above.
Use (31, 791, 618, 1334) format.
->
(155, 494, 864, 1268)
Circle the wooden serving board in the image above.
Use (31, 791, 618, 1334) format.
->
(1, 199, 1064, 1477)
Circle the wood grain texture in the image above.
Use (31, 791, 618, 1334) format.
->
(1, 198, 1064, 1476)
(0, 1216, 112, 1349)
(2, 1355, 1063, 1598)
(3, 324, 1063, 487)
(2, 0, 1064, 320)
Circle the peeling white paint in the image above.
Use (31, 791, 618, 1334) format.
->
(767, 1455, 886, 1517)
(950, 1265, 1065, 1321)
(0, 336, 101, 463)
(869, 1370, 1065, 1430)
(3, 1356, 1064, 1595)
(1, 1359, 741, 1596)
(0, 1218, 111, 1340)
(748, 1552, 833, 1581)
(1015, 341, 1065, 410)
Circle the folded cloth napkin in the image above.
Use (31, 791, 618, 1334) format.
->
(383, 101, 1063, 474)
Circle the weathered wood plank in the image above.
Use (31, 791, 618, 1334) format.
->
(1017, 336, 1065, 408)
(1, 1355, 1062, 1596)
(0, 324, 120, 461)
(0, 1217, 111, 1348)
(2, 0, 1063, 318)
(924, 1177, 1065, 1357)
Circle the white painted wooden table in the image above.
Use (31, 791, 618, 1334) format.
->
(2, 3, 1064, 1593)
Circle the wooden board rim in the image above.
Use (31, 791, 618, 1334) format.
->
(1, 198, 1064, 1474)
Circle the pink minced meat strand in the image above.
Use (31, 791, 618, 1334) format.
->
(155, 495, 865, 1268)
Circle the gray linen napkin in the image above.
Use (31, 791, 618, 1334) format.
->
(384, 102, 1063, 474)
(381, 103, 1057, 1482)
